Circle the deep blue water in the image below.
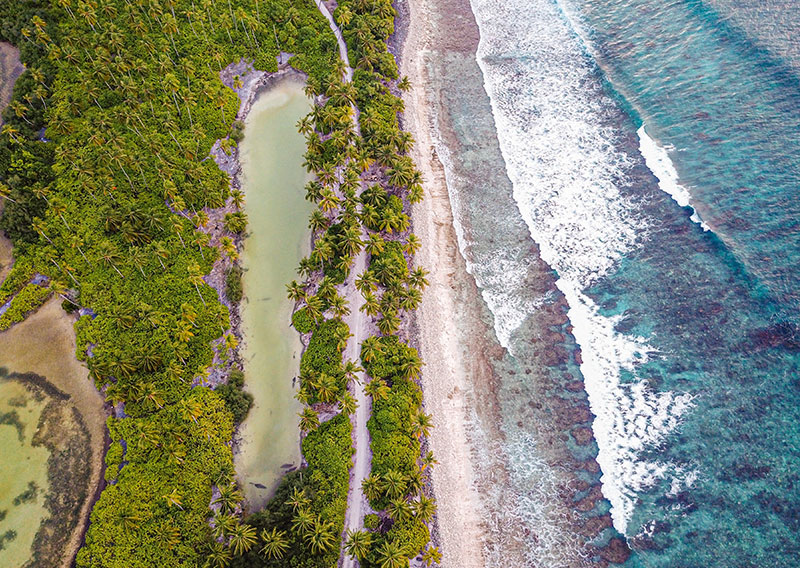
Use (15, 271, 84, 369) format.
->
(467, 0, 800, 564)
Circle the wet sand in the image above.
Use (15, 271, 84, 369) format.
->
(0, 42, 24, 126)
(397, 0, 630, 564)
(0, 299, 107, 567)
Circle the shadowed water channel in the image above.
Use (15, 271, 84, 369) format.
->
(234, 78, 313, 509)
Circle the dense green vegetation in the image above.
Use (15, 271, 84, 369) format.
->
(230, 414, 353, 568)
(1, 0, 441, 564)
(0, 0, 344, 566)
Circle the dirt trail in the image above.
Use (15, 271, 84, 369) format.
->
(310, 3, 373, 565)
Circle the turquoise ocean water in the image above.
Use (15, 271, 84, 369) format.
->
(462, 0, 800, 564)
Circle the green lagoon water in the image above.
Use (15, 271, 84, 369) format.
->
(0, 379, 49, 564)
(235, 78, 312, 509)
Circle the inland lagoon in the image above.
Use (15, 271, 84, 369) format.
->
(234, 77, 313, 509)
(0, 295, 107, 568)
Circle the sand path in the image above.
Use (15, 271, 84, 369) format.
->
(310, 3, 373, 565)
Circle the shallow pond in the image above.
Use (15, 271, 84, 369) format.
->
(235, 77, 313, 509)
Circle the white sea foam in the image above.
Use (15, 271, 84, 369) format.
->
(428, 122, 549, 352)
(465, 0, 695, 534)
(637, 125, 711, 231)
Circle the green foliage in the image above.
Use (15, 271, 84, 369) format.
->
(292, 306, 315, 334)
(370, 241, 408, 287)
(225, 265, 244, 303)
(104, 442, 124, 483)
(364, 514, 380, 530)
(224, 212, 249, 234)
(230, 415, 353, 568)
(215, 369, 253, 424)
(361, 335, 418, 382)
(0, 0, 342, 566)
(0, 282, 49, 330)
(300, 318, 348, 377)
(0, 256, 33, 305)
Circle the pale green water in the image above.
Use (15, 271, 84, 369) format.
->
(0, 379, 49, 564)
(235, 78, 313, 509)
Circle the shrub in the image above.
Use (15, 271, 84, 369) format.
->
(292, 307, 315, 334)
(225, 265, 243, 303)
(216, 369, 253, 424)
(364, 514, 380, 530)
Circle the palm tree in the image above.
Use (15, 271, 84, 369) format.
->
(409, 267, 429, 289)
(260, 527, 289, 559)
(188, 263, 207, 306)
(408, 183, 424, 204)
(286, 280, 306, 302)
(334, 325, 352, 352)
(205, 541, 232, 568)
(378, 312, 401, 335)
(230, 189, 245, 209)
(361, 291, 381, 317)
(339, 393, 357, 415)
(220, 236, 238, 260)
(285, 487, 310, 512)
(317, 373, 338, 403)
(345, 529, 372, 561)
(213, 484, 242, 514)
(291, 508, 315, 536)
(340, 225, 364, 257)
(329, 294, 350, 318)
(295, 388, 311, 405)
(365, 379, 390, 402)
(228, 523, 257, 555)
(96, 240, 124, 278)
(387, 157, 416, 188)
(387, 498, 413, 522)
(317, 277, 336, 301)
(318, 188, 341, 212)
(304, 518, 336, 554)
(414, 494, 437, 523)
(361, 336, 383, 362)
(404, 234, 421, 255)
(366, 233, 386, 256)
(355, 271, 378, 293)
(214, 513, 239, 538)
(362, 474, 383, 502)
(309, 209, 329, 232)
(377, 540, 408, 568)
(401, 354, 423, 379)
(305, 295, 324, 322)
(382, 470, 407, 500)
(412, 411, 434, 439)
(420, 451, 438, 472)
(421, 546, 443, 566)
(299, 407, 320, 433)
(406, 470, 424, 496)
(343, 360, 363, 386)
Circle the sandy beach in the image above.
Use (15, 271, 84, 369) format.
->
(399, 1, 497, 565)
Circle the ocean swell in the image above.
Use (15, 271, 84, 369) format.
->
(468, 0, 694, 533)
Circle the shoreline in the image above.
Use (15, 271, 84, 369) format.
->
(396, 0, 631, 564)
(0, 298, 109, 568)
(397, 1, 494, 564)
